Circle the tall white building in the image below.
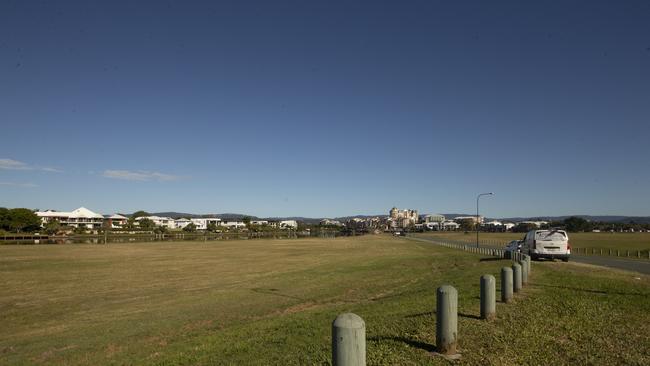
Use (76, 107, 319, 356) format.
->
(388, 207, 419, 228)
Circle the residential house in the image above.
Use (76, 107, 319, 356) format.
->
(36, 207, 104, 229)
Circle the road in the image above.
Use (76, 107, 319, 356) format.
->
(406, 235, 650, 275)
(571, 254, 650, 275)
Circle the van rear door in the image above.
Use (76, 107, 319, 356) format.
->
(535, 230, 568, 254)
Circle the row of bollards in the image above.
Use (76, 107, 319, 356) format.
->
(331, 238, 532, 364)
(331, 254, 533, 364)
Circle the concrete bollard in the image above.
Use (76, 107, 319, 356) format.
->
(512, 263, 522, 293)
(436, 285, 458, 355)
(480, 275, 496, 320)
(332, 313, 366, 366)
(519, 260, 528, 285)
(525, 255, 531, 274)
(501, 267, 513, 303)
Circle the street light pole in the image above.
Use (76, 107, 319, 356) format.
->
(476, 192, 494, 247)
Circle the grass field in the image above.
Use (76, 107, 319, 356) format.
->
(413, 231, 650, 251)
(1, 236, 649, 365)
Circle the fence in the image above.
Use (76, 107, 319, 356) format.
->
(573, 246, 650, 260)
(0, 230, 350, 245)
(411, 233, 650, 261)
(331, 236, 532, 364)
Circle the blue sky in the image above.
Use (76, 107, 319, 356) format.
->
(1, 0, 649, 218)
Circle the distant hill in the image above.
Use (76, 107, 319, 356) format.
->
(498, 215, 650, 224)
(142, 212, 650, 224)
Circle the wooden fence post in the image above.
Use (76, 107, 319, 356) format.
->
(512, 263, 522, 293)
(332, 313, 365, 366)
(501, 267, 513, 303)
(480, 275, 496, 320)
(436, 285, 458, 355)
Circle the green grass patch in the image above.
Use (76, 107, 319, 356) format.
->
(1, 236, 648, 365)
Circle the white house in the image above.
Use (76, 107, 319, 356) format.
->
(484, 220, 503, 227)
(222, 221, 246, 229)
(105, 214, 128, 228)
(279, 220, 298, 229)
(320, 219, 343, 226)
(190, 218, 221, 230)
(424, 222, 441, 230)
(454, 216, 484, 224)
(36, 207, 104, 229)
(136, 216, 175, 228)
(423, 214, 446, 224)
(442, 220, 460, 230)
(174, 218, 192, 229)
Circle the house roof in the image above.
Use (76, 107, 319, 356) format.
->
(37, 207, 103, 219)
(69, 207, 104, 219)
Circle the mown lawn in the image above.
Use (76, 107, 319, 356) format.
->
(1, 235, 648, 365)
(413, 231, 650, 251)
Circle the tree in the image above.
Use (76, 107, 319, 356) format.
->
(183, 223, 197, 232)
(44, 220, 61, 235)
(563, 216, 591, 232)
(242, 216, 252, 227)
(138, 218, 155, 231)
(73, 225, 87, 234)
(457, 218, 476, 232)
(154, 225, 168, 234)
(131, 210, 150, 219)
(7, 208, 41, 233)
(206, 222, 218, 232)
(124, 217, 137, 230)
(0, 207, 10, 231)
(512, 222, 538, 233)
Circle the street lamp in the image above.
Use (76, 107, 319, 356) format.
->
(476, 192, 493, 247)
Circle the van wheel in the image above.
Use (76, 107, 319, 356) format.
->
(562, 258, 569, 262)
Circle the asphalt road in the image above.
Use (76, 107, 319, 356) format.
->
(406, 235, 650, 275)
(570, 254, 650, 275)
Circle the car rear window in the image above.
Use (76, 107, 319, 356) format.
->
(535, 231, 567, 240)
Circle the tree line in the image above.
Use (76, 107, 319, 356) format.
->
(511, 216, 650, 233)
(0, 208, 41, 234)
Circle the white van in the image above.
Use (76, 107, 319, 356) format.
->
(522, 229, 571, 262)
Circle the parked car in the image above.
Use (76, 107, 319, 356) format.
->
(505, 239, 523, 259)
(522, 229, 571, 262)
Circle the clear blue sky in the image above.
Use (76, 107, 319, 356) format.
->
(1, 0, 649, 218)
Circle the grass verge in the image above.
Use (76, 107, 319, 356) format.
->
(1, 235, 648, 365)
